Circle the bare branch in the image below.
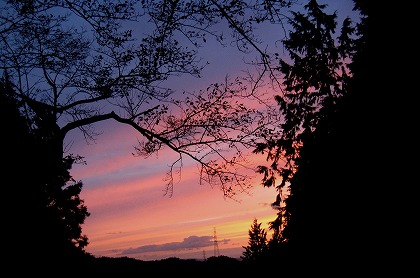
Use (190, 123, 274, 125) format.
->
(0, 0, 292, 197)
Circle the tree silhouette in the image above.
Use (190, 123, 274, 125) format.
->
(1, 75, 91, 272)
(252, 0, 366, 272)
(254, 0, 355, 198)
(0, 0, 297, 200)
(0, 0, 297, 264)
(241, 218, 268, 262)
(253, 0, 398, 274)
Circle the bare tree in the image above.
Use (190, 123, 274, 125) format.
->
(0, 0, 295, 198)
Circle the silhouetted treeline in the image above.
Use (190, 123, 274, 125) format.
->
(76, 255, 259, 276)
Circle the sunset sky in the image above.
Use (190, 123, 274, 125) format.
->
(69, 120, 280, 261)
(67, 0, 357, 261)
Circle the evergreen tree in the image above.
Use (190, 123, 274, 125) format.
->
(241, 218, 268, 262)
(1, 75, 91, 273)
(253, 0, 360, 272)
(255, 0, 398, 274)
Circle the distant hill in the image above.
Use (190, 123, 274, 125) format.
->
(77, 255, 270, 276)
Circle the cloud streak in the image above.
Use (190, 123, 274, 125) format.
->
(121, 235, 230, 255)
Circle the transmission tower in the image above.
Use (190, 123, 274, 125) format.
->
(213, 227, 220, 257)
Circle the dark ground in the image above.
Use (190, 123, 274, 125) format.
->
(78, 255, 271, 276)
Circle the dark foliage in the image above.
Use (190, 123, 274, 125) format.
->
(241, 218, 268, 262)
(253, 2, 357, 271)
(78, 255, 268, 277)
(253, 0, 403, 275)
(1, 76, 90, 273)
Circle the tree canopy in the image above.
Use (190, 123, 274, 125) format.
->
(0, 0, 297, 198)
